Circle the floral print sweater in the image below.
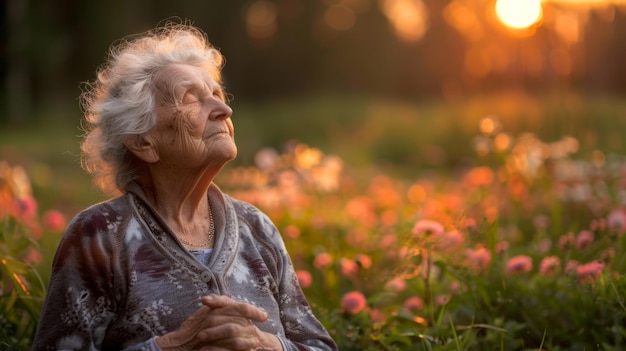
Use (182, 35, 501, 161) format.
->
(32, 183, 337, 351)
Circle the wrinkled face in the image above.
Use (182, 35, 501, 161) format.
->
(148, 64, 236, 171)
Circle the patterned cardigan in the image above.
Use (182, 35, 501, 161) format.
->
(32, 183, 337, 351)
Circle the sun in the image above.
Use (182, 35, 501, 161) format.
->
(495, 0, 543, 29)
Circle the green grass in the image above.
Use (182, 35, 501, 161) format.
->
(0, 117, 104, 213)
(232, 92, 626, 175)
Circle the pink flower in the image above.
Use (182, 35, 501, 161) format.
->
(283, 225, 300, 239)
(565, 260, 579, 274)
(464, 246, 492, 272)
(576, 261, 605, 285)
(495, 241, 509, 255)
(533, 215, 551, 229)
(380, 210, 398, 227)
(403, 296, 424, 312)
(463, 167, 494, 187)
(310, 216, 326, 230)
(506, 255, 533, 275)
(607, 208, 626, 234)
(590, 218, 606, 232)
(22, 247, 42, 265)
(313, 252, 333, 270)
(369, 308, 386, 323)
(575, 230, 594, 250)
(345, 197, 376, 227)
(254, 147, 278, 170)
(412, 219, 444, 237)
(538, 239, 552, 253)
(450, 280, 462, 294)
(385, 277, 407, 292)
(346, 228, 367, 247)
(380, 234, 397, 249)
(436, 230, 464, 251)
(463, 217, 477, 230)
(296, 270, 312, 288)
(340, 258, 359, 277)
(436, 294, 451, 306)
(539, 256, 561, 276)
(43, 209, 66, 233)
(601, 247, 616, 262)
(341, 291, 367, 314)
(355, 254, 372, 269)
(15, 195, 37, 222)
(29, 222, 43, 240)
(558, 232, 575, 251)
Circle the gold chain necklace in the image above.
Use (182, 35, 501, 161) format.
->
(178, 204, 215, 248)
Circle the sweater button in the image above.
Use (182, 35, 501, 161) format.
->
(200, 271, 211, 282)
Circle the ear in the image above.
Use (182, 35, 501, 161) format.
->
(124, 134, 159, 163)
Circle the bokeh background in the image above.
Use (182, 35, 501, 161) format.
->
(3, 1, 626, 349)
(2, 0, 626, 213)
(3, 0, 626, 108)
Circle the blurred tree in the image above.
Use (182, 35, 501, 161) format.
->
(1, 0, 626, 126)
(4, 0, 31, 123)
(0, 0, 7, 123)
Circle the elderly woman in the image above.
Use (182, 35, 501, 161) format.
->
(32, 23, 337, 351)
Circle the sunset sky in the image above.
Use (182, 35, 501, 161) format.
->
(497, 0, 626, 29)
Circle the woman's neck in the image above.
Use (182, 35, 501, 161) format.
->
(139, 167, 215, 232)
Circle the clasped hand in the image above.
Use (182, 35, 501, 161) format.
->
(155, 295, 282, 351)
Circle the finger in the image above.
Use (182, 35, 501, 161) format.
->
(198, 323, 260, 350)
(203, 296, 268, 322)
(201, 294, 234, 308)
(216, 303, 268, 322)
(197, 314, 254, 329)
(179, 305, 215, 329)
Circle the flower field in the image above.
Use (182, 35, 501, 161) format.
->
(218, 130, 626, 350)
(1, 94, 626, 350)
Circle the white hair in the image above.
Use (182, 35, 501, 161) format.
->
(80, 22, 225, 194)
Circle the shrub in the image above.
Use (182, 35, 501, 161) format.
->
(0, 161, 65, 350)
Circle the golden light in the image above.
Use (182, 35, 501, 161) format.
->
(443, 1, 484, 42)
(246, 0, 278, 39)
(407, 184, 426, 203)
(494, 133, 512, 151)
(379, 0, 429, 42)
(495, 0, 543, 29)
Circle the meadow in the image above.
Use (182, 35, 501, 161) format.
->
(2, 91, 626, 350)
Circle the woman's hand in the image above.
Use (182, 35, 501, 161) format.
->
(155, 294, 283, 351)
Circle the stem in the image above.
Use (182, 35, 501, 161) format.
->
(422, 248, 433, 322)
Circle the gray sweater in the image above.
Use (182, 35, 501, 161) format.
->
(32, 183, 337, 351)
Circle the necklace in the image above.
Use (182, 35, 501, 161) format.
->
(178, 204, 215, 248)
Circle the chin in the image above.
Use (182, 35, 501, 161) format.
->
(226, 140, 237, 158)
(209, 138, 237, 159)
(226, 148, 238, 161)
(220, 143, 238, 162)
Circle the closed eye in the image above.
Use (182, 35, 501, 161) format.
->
(213, 89, 226, 102)
(180, 85, 226, 104)
(182, 91, 199, 104)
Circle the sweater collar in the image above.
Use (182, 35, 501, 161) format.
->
(125, 181, 239, 274)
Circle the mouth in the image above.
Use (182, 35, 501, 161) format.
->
(205, 130, 232, 139)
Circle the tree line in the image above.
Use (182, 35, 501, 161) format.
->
(2, 0, 626, 123)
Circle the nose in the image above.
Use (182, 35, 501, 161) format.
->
(209, 100, 233, 121)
